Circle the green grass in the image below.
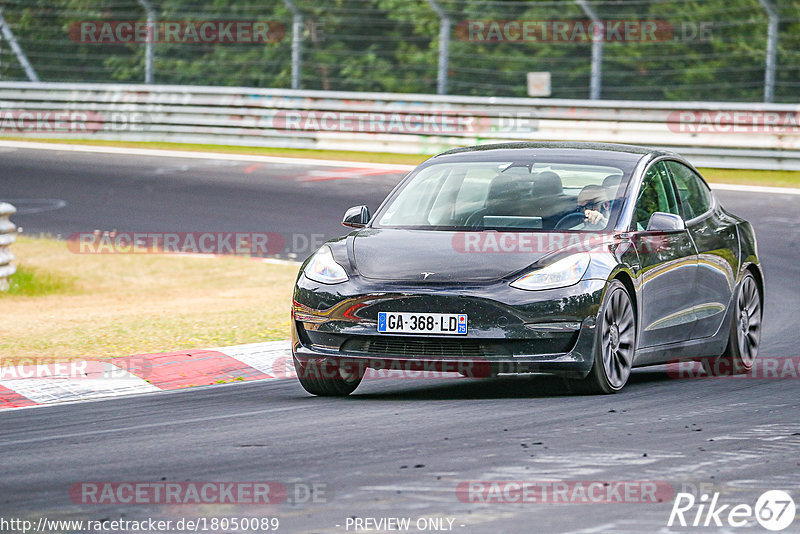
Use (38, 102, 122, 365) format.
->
(2, 137, 799, 187)
(1, 265, 77, 297)
(698, 168, 800, 188)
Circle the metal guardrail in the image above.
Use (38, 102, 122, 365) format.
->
(0, 82, 798, 170)
(0, 203, 17, 291)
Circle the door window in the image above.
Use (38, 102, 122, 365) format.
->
(666, 161, 712, 220)
(632, 161, 680, 231)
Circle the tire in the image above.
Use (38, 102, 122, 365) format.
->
(293, 356, 364, 396)
(578, 280, 637, 394)
(701, 272, 762, 376)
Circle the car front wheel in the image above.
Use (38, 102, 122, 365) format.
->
(578, 280, 637, 394)
(293, 356, 364, 396)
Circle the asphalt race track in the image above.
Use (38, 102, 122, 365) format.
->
(0, 147, 405, 260)
(2, 146, 799, 533)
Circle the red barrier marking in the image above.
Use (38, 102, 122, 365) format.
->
(112, 349, 271, 390)
(0, 384, 38, 409)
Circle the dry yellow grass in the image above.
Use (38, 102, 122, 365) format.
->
(0, 236, 298, 365)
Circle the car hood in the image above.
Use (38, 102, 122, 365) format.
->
(352, 228, 559, 282)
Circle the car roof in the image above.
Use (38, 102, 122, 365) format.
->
(432, 141, 675, 160)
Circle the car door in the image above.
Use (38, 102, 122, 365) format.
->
(666, 160, 737, 340)
(631, 160, 698, 347)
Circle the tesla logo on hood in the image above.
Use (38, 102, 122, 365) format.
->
(421, 272, 435, 279)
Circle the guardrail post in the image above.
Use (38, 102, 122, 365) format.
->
(282, 0, 303, 90)
(576, 0, 602, 100)
(136, 0, 155, 84)
(426, 0, 450, 95)
(758, 0, 778, 103)
(0, 203, 17, 291)
(0, 8, 39, 82)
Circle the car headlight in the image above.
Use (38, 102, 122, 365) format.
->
(510, 253, 591, 291)
(304, 246, 349, 284)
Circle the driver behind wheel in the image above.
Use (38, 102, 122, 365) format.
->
(577, 185, 611, 230)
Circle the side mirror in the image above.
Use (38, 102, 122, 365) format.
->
(342, 205, 371, 228)
(646, 212, 685, 232)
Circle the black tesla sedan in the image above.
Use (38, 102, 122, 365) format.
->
(291, 142, 763, 395)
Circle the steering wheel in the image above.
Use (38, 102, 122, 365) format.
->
(555, 212, 586, 230)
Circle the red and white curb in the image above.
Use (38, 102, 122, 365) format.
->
(0, 341, 292, 410)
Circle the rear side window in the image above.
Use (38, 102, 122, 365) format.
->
(667, 161, 712, 220)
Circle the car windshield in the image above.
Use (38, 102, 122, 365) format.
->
(375, 158, 633, 231)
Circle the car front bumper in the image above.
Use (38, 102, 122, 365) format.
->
(291, 276, 607, 379)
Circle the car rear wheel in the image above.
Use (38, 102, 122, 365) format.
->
(701, 272, 762, 376)
(293, 356, 364, 396)
(578, 280, 636, 394)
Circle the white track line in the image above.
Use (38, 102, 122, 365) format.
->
(0, 140, 417, 171)
(2, 139, 799, 195)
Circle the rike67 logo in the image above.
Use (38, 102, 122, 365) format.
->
(668, 490, 796, 531)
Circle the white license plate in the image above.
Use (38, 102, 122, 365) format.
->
(377, 312, 467, 335)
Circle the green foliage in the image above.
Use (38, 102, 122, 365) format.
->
(0, 0, 797, 101)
